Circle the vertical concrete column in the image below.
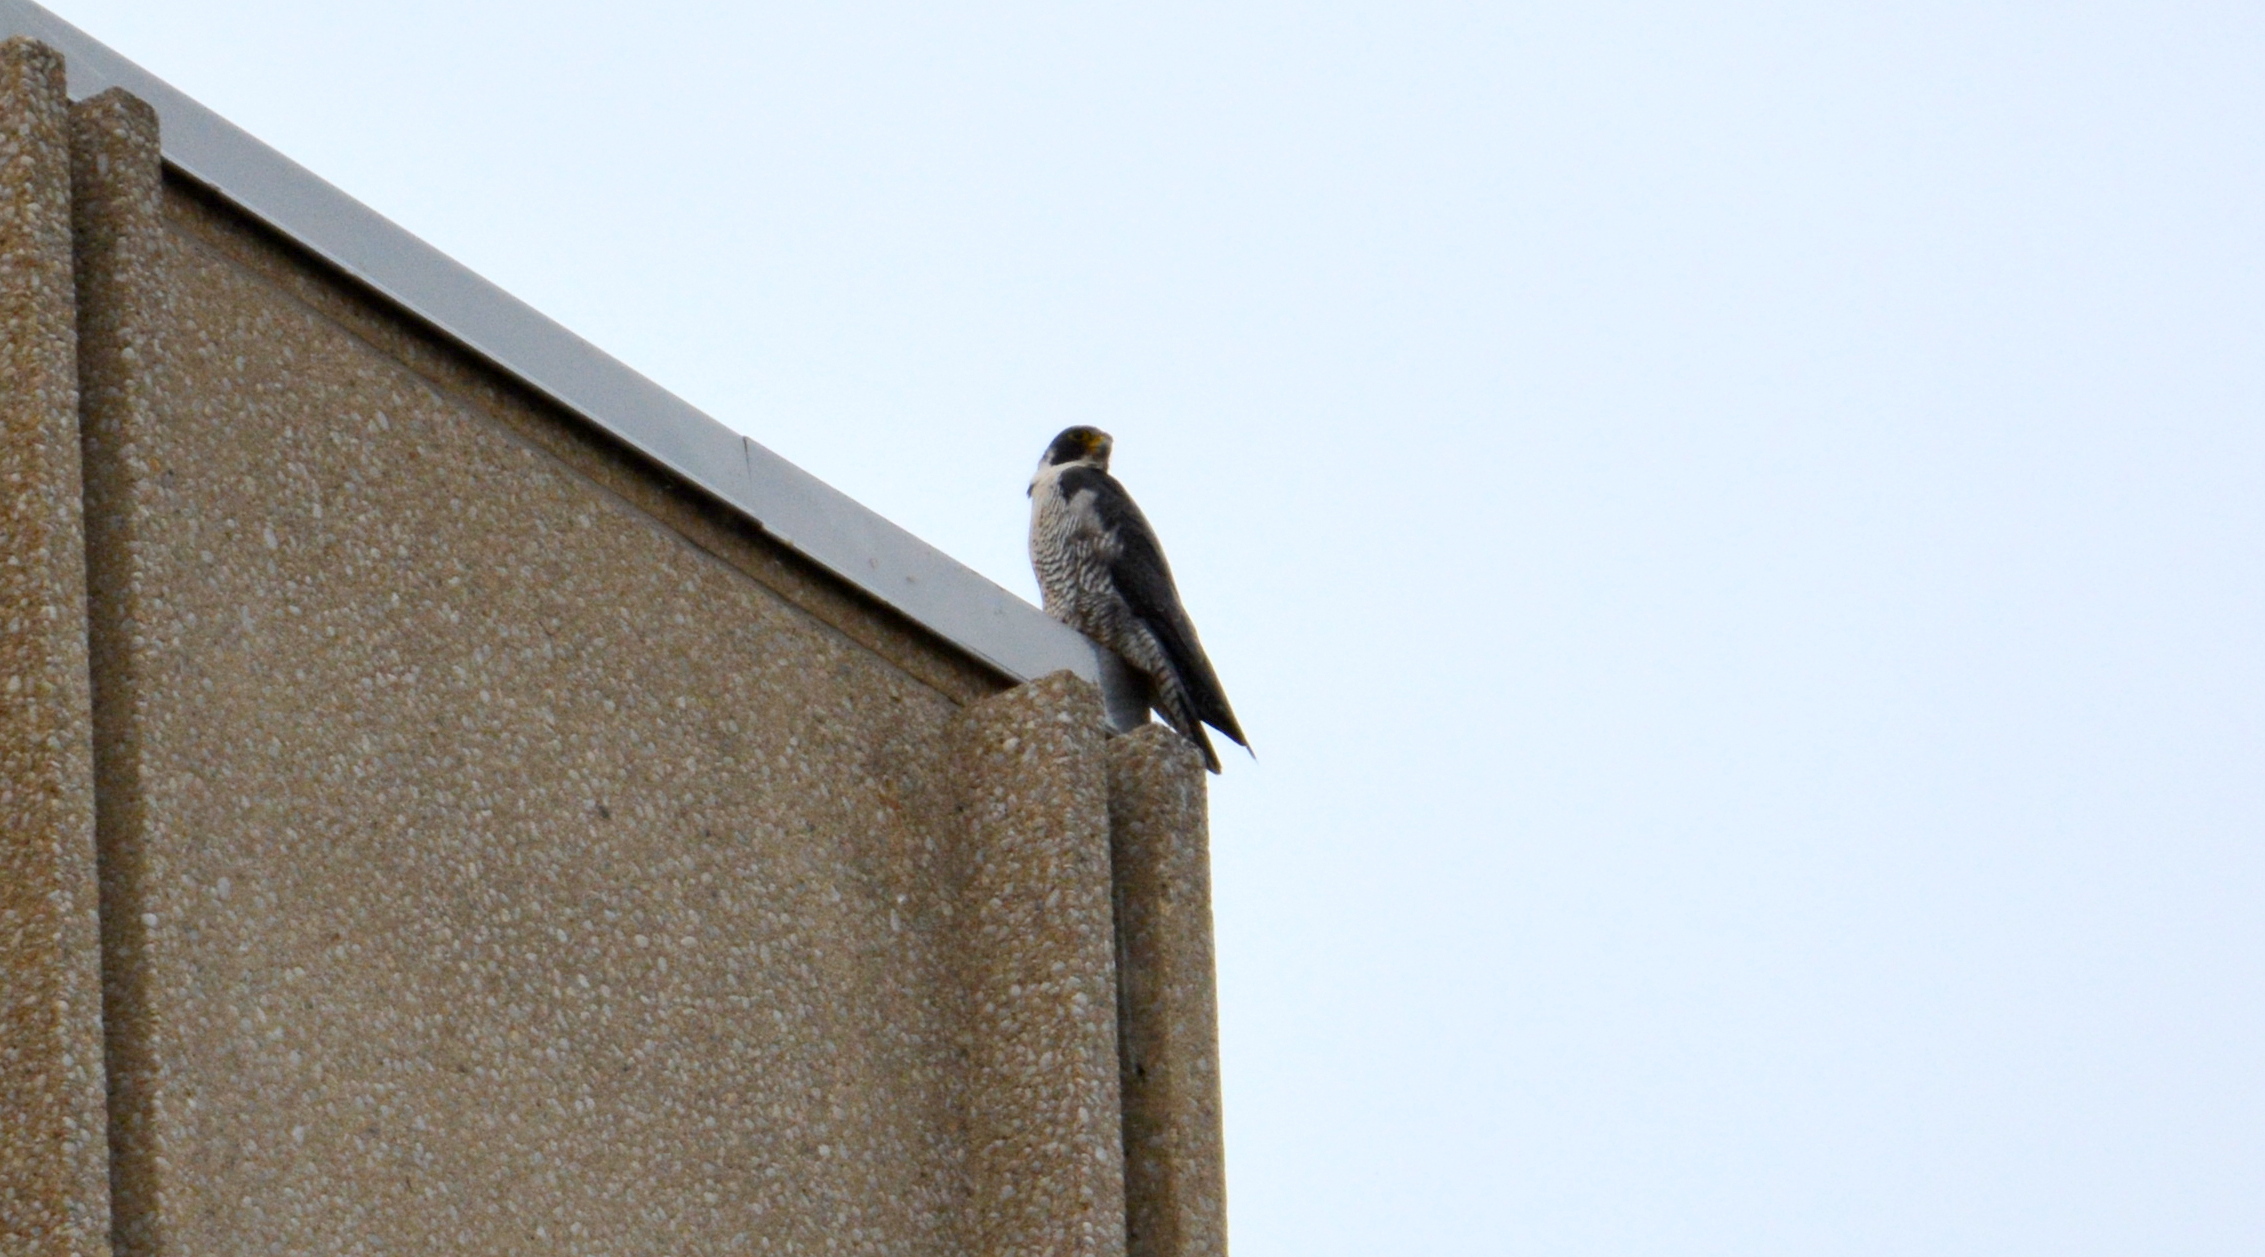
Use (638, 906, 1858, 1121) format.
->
(953, 671, 1129, 1257)
(69, 87, 164, 1257)
(0, 37, 113, 1257)
(1109, 726, 1228, 1257)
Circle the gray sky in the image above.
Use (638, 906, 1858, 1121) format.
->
(51, 1, 2265, 1252)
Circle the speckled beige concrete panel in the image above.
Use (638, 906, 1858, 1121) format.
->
(70, 106, 1042, 1252)
(156, 183, 1007, 715)
(1108, 726, 1226, 1257)
(68, 86, 165, 1257)
(952, 672, 1128, 1257)
(0, 38, 112, 1257)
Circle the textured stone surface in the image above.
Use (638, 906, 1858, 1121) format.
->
(1, 54, 1230, 1255)
(69, 118, 1019, 1254)
(1109, 726, 1226, 1257)
(952, 672, 1128, 1257)
(158, 180, 1004, 715)
(0, 37, 111, 1257)
(68, 84, 167, 1257)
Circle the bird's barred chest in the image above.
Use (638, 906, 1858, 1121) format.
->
(1028, 485, 1121, 629)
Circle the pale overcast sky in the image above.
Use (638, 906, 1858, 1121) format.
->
(42, 2, 2265, 1252)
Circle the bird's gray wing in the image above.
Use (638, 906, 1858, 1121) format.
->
(1060, 467, 1247, 753)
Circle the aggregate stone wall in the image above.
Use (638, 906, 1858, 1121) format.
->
(0, 46, 1224, 1257)
(79, 92, 1003, 1257)
(0, 37, 111, 1257)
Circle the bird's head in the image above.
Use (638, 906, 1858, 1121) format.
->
(1043, 426, 1113, 471)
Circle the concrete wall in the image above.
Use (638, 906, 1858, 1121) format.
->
(0, 41, 1223, 1257)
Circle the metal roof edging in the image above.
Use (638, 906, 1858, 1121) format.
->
(0, 0, 1125, 707)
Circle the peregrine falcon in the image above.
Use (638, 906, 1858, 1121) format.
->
(1028, 426, 1248, 772)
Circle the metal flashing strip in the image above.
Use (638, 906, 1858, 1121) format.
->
(0, 0, 1115, 697)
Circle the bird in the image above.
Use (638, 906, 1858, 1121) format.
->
(1028, 426, 1248, 772)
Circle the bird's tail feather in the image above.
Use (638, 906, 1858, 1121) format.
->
(1190, 723, 1222, 774)
(1159, 691, 1224, 774)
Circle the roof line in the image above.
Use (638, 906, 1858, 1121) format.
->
(1, 0, 1131, 708)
